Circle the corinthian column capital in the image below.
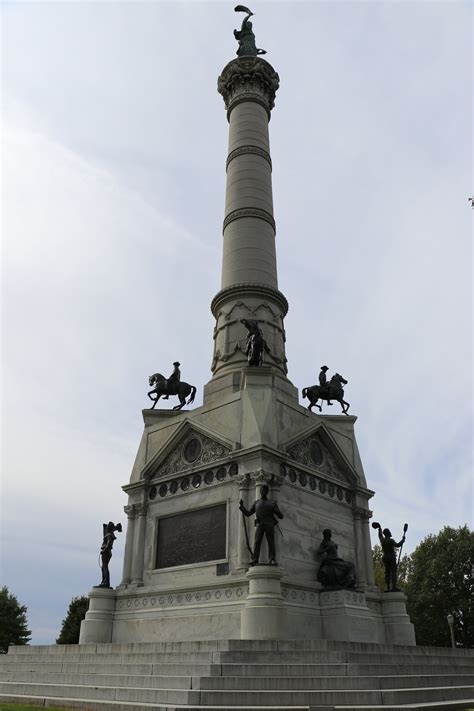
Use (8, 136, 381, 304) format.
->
(218, 57, 280, 119)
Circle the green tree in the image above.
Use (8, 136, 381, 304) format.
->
(372, 543, 409, 592)
(404, 525, 474, 647)
(56, 596, 89, 644)
(0, 586, 31, 652)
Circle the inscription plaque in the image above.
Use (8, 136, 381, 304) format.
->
(155, 503, 227, 569)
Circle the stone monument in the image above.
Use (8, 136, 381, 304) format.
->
(80, 15, 415, 646)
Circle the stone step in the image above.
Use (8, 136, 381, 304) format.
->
(193, 674, 474, 691)
(197, 686, 474, 706)
(2, 680, 474, 706)
(8, 640, 474, 658)
(0, 681, 199, 705)
(1, 670, 472, 692)
(218, 662, 474, 677)
(1, 651, 217, 664)
(0, 671, 193, 689)
(2, 691, 474, 710)
(217, 650, 474, 665)
(0, 661, 216, 676)
(0, 696, 310, 711)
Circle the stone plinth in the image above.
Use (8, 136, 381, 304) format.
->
(381, 591, 416, 645)
(320, 589, 377, 643)
(79, 587, 116, 644)
(241, 565, 287, 639)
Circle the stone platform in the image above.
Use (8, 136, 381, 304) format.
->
(1, 638, 473, 710)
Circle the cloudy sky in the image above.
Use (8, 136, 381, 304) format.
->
(1, 0, 472, 644)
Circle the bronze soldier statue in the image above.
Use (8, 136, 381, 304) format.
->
(239, 485, 283, 565)
(163, 361, 181, 400)
(319, 365, 333, 406)
(96, 521, 122, 589)
(372, 522, 407, 592)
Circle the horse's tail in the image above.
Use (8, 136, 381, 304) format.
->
(187, 385, 197, 405)
(302, 387, 308, 399)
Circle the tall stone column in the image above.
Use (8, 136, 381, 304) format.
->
(353, 507, 368, 588)
(130, 503, 147, 587)
(361, 509, 376, 587)
(211, 57, 288, 379)
(119, 504, 136, 587)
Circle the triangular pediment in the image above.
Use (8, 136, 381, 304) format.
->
(142, 419, 234, 481)
(283, 423, 358, 486)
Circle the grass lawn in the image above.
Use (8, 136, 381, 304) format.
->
(0, 706, 72, 711)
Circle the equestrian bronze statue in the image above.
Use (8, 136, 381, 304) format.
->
(147, 364, 197, 411)
(302, 370, 350, 415)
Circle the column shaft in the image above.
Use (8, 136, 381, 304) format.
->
(130, 505, 147, 586)
(120, 506, 136, 586)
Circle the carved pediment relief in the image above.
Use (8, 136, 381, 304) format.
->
(286, 431, 357, 486)
(146, 428, 232, 480)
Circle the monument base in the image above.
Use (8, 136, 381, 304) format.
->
(80, 579, 415, 645)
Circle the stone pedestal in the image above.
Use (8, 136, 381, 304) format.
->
(79, 587, 116, 644)
(381, 591, 416, 645)
(241, 566, 287, 640)
(320, 589, 377, 643)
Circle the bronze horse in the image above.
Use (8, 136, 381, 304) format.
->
(147, 373, 197, 411)
(302, 373, 350, 415)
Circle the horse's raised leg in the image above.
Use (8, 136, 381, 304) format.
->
(148, 390, 160, 410)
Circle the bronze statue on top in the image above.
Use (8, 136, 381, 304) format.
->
(302, 368, 350, 415)
(372, 521, 408, 592)
(234, 6, 267, 57)
(147, 363, 197, 410)
(95, 521, 122, 589)
(241, 319, 269, 367)
(316, 529, 356, 590)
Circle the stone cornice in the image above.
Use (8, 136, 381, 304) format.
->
(223, 207, 276, 233)
(218, 57, 280, 120)
(226, 145, 272, 171)
(211, 283, 289, 318)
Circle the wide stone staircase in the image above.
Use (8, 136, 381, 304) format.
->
(1, 639, 473, 711)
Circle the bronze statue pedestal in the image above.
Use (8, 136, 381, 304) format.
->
(241, 565, 288, 640)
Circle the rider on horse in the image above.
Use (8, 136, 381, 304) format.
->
(319, 366, 333, 406)
(163, 361, 181, 400)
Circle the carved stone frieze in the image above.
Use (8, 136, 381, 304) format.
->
(287, 436, 350, 484)
(223, 207, 276, 233)
(117, 585, 249, 611)
(226, 145, 272, 171)
(153, 432, 231, 479)
(217, 300, 280, 323)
